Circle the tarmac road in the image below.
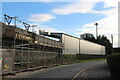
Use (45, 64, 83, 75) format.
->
(15, 60, 109, 80)
(77, 62, 110, 79)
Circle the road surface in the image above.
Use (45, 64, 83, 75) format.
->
(76, 61, 110, 79)
(14, 60, 109, 80)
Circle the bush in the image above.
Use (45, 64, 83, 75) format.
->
(113, 48, 120, 53)
(77, 54, 106, 60)
(63, 54, 77, 63)
(107, 53, 120, 79)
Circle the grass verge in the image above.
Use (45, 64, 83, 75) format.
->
(70, 58, 106, 64)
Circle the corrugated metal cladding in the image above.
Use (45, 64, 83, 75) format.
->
(62, 34, 105, 55)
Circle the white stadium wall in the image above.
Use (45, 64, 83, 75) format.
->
(62, 34, 79, 54)
(80, 39, 105, 55)
(62, 34, 105, 55)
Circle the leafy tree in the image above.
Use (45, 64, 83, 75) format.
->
(97, 35, 113, 55)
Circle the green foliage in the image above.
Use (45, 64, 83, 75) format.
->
(107, 53, 120, 79)
(63, 54, 78, 63)
(113, 48, 120, 53)
(63, 54, 77, 60)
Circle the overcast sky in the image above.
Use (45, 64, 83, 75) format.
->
(1, 0, 119, 47)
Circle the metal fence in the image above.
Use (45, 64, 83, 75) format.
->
(1, 49, 15, 74)
(2, 48, 63, 74)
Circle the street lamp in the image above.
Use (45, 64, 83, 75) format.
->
(94, 23, 98, 39)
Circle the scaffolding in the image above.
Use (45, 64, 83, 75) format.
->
(1, 14, 63, 74)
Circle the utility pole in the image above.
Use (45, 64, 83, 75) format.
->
(79, 35, 80, 55)
(94, 23, 98, 39)
(111, 34, 113, 46)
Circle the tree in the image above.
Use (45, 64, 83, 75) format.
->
(97, 35, 113, 55)
(84, 35, 97, 43)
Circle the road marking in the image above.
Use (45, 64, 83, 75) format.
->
(72, 63, 104, 80)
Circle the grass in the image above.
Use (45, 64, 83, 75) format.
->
(69, 58, 106, 64)
(111, 53, 120, 55)
(63, 54, 106, 64)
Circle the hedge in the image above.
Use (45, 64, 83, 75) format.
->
(107, 53, 120, 79)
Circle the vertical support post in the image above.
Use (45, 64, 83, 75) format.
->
(27, 44, 29, 69)
(78, 35, 81, 60)
(13, 16, 18, 72)
(43, 34, 46, 67)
